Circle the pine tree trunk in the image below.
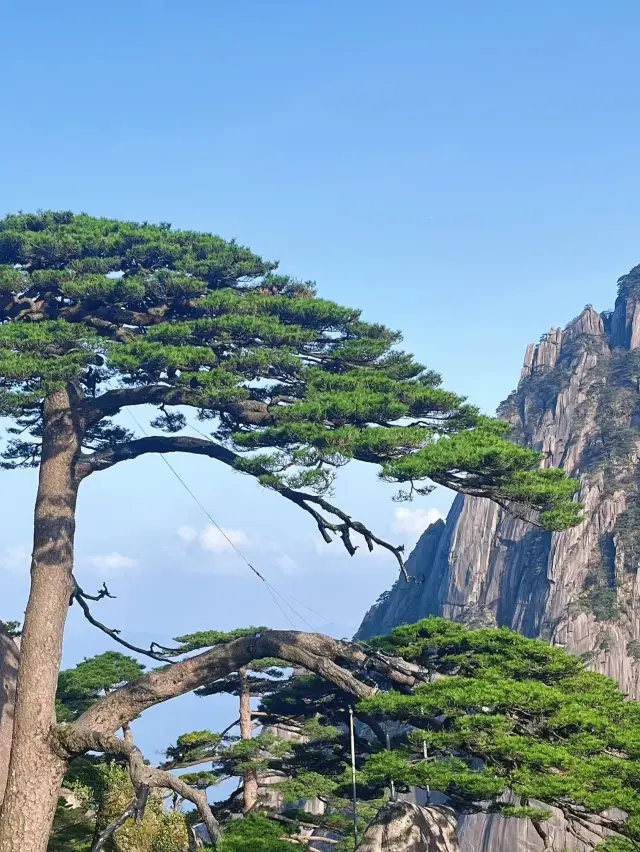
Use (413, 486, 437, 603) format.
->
(239, 667, 258, 813)
(0, 388, 81, 852)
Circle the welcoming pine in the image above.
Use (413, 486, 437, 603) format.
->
(0, 212, 581, 852)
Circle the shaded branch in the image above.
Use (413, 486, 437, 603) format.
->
(279, 488, 411, 581)
(429, 474, 545, 527)
(79, 386, 271, 429)
(76, 434, 239, 478)
(90, 801, 136, 852)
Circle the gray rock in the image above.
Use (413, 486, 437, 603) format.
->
(0, 623, 19, 804)
(357, 801, 459, 852)
(357, 269, 640, 849)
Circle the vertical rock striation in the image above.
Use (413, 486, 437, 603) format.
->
(358, 801, 460, 852)
(0, 623, 19, 805)
(357, 264, 640, 850)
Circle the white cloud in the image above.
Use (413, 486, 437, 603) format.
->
(275, 554, 301, 575)
(0, 546, 30, 573)
(177, 525, 251, 553)
(88, 552, 139, 575)
(199, 526, 250, 553)
(175, 524, 254, 576)
(177, 525, 198, 543)
(393, 507, 446, 536)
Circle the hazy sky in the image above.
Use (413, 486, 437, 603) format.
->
(2, 0, 640, 763)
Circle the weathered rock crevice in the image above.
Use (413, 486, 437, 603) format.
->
(358, 801, 460, 852)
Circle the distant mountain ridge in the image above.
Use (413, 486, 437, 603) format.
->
(357, 265, 640, 850)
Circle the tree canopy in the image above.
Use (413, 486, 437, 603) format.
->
(253, 619, 640, 851)
(0, 210, 580, 537)
(53, 622, 640, 852)
(56, 652, 145, 722)
(0, 211, 587, 852)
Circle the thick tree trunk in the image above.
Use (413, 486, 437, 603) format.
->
(238, 667, 259, 813)
(358, 801, 460, 852)
(0, 388, 81, 852)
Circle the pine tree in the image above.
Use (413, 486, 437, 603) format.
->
(0, 211, 581, 852)
(162, 630, 292, 818)
(45, 621, 640, 851)
(56, 652, 145, 722)
(251, 619, 640, 851)
(51, 653, 194, 852)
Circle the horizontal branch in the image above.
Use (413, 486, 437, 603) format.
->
(79, 385, 198, 426)
(71, 631, 378, 736)
(77, 435, 240, 478)
(70, 632, 429, 748)
(79, 385, 272, 428)
(429, 475, 544, 527)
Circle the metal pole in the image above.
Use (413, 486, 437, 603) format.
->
(348, 705, 358, 847)
(386, 725, 396, 801)
(423, 740, 431, 804)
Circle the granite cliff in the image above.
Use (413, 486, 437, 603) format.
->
(0, 623, 19, 805)
(357, 264, 640, 850)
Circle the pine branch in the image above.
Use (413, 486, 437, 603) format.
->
(78, 436, 413, 579)
(79, 386, 271, 428)
(72, 582, 179, 663)
(90, 801, 137, 852)
(56, 728, 222, 845)
(64, 630, 430, 737)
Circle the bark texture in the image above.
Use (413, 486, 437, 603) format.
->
(0, 387, 82, 852)
(357, 801, 460, 852)
(72, 631, 380, 737)
(238, 667, 259, 813)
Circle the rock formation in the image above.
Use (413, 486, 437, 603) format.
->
(358, 801, 459, 852)
(357, 264, 640, 850)
(0, 623, 19, 805)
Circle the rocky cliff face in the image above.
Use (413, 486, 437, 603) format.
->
(0, 624, 19, 804)
(357, 264, 640, 850)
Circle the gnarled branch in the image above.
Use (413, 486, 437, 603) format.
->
(78, 386, 272, 429)
(72, 582, 179, 663)
(90, 801, 137, 851)
(56, 728, 222, 846)
(69, 630, 433, 740)
(77, 436, 412, 579)
(71, 630, 378, 736)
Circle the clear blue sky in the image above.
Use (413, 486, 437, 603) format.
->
(2, 0, 640, 762)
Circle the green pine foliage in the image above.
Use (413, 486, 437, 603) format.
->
(249, 619, 640, 849)
(0, 211, 581, 528)
(216, 814, 293, 852)
(56, 651, 145, 721)
(47, 799, 95, 852)
(0, 620, 21, 638)
(358, 619, 640, 847)
(49, 622, 640, 849)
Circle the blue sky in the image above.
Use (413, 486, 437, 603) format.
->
(2, 0, 640, 764)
